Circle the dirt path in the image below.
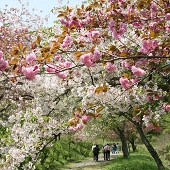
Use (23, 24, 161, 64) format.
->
(63, 153, 120, 170)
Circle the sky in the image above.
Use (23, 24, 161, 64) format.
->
(0, 0, 85, 26)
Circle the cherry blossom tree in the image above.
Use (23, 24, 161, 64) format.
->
(0, 0, 170, 170)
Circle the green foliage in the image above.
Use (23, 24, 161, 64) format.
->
(149, 113, 170, 167)
(102, 148, 170, 170)
(35, 135, 92, 170)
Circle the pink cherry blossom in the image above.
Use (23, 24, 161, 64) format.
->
(153, 126, 162, 132)
(133, 116, 140, 122)
(151, 2, 158, 13)
(148, 108, 152, 112)
(56, 72, 67, 79)
(44, 64, 56, 73)
(140, 10, 148, 17)
(163, 103, 170, 111)
(120, 77, 138, 89)
(75, 112, 82, 118)
(141, 40, 151, 54)
(150, 2, 158, 18)
(146, 95, 152, 102)
(106, 62, 117, 72)
(60, 58, 66, 62)
(131, 66, 146, 77)
(122, 60, 131, 68)
(54, 54, 62, 61)
(110, 22, 127, 40)
(0, 58, 8, 71)
(120, 77, 131, 89)
(22, 65, 40, 80)
(134, 59, 147, 67)
(63, 61, 72, 68)
(91, 30, 100, 39)
(152, 40, 159, 49)
(166, 26, 170, 33)
(132, 21, 144, 29)
(92, 49, 101, 62)
(80, 53, 94, 67)
(69, 126, 76, 132)
(147, 123, 154, 129)
(140, 39, 158, 54)
(26, 52, 36, 64)
(0, 51, 8, 71)
(109, 20, 114, 31)
(81, 11, 91, 24)
(76, 123, 84, 130)
(0, 51, 3, 58)
(153, 94, 160, 100)
(60, 18, 71, 27)
(81, 115, 91, 124)
(165, 13, 170, 20)
(61, 35, 73, 49)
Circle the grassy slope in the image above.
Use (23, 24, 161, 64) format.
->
(102, 149, 170, 170)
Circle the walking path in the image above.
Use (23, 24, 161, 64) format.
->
(63, 152, 121, 170)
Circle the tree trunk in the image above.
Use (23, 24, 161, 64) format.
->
(128, 142, 130, 152)
(129, 139, 136, 152)
(118, 128, 129, 158)
(136, 123, 164, 170)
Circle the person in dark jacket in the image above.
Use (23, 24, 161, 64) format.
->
(93, 144, 100, 161)
(112, 143, 117, 154)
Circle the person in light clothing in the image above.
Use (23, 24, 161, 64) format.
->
(92, 143, 96, 151)
(116, 143, 120, 154)
(103, 144, 110, 161)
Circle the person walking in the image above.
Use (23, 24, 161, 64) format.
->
(92, 144, 100, 161)
(102, 144, 107, 161)
(106, 144, 111, 160)
(116, 143, 120, 154)
(112, 143, 117, 154)
(92, 143, 96, 151)
(103, 144, 110, 161)
(92, 143, 96, 160)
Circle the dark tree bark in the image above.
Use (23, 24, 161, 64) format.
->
(136, 123, 165, 170)
(117, 128, 129, 158)
(129, 138, 136, 152)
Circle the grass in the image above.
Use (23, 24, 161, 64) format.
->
(35, 139, 92, 170)
(102, 149, 170, 170)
